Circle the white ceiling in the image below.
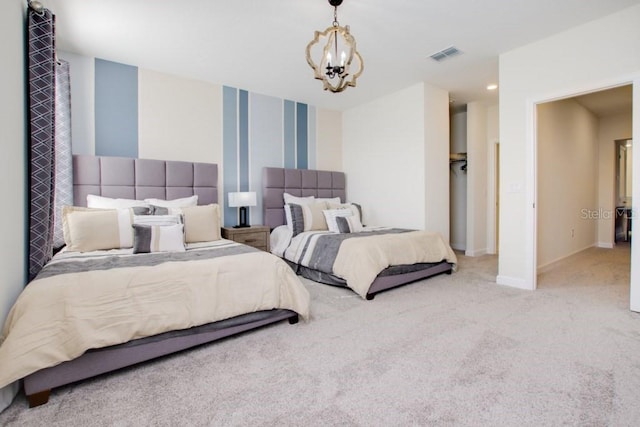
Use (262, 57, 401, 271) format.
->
(573, 85, 633, 118)
(48, 0, 640, 111)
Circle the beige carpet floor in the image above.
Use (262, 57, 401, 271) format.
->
(1, 244, 639, 426)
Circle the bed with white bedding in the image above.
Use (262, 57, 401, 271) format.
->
(263, 167, 457, 299)
(0, 239, 309, 406)
(0, 156, 310, 407)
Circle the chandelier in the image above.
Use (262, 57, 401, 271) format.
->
(305, 0, 364, 93)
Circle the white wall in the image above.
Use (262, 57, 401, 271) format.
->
(138, 69, 222, 164)
(0, 0, 26, 413)
(343, 83, 426, 228)
(486, 104, 499, 254)
(450, 110, 467, 250)
(424, 84, 451, 240)
(316, 109, 343, 172)
(498, 3, 640, 306)
(466, 102, 489, 256)
(536, 99, 599, 269)
(597, 112, 633, 247)
(343, 82, 450, 235)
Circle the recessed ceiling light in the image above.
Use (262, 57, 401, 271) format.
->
(486, 84, 498, 91)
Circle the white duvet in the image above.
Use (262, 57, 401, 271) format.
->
(277, 226, 458, 298)
(0, 240, 310, 389)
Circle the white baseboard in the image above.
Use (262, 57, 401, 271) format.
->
(496, 275, 532, 290)
(537, 244, 595, 273)
(465, 248, 488, 257)
(597, 242, 614, 249)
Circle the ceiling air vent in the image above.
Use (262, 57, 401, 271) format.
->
(429, 46, 462, 62)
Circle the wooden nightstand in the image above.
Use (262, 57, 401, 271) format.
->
(221, 226, 270, 252)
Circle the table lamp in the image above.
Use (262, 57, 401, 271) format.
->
(228, 191, 257, 228)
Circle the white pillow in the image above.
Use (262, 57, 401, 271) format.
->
(134, 214, 182, 227)
(144, 195, 198, 208)
(62, 206, 136, 252)
(316, 197, 341, 205)
(87, 194, 149, 209)
(180, 204, 222, 243)
(132, 223, 186, 253)
(327, 202, 362, 224)
(283, 193, 315, 205)
(323, 208, 354, 233)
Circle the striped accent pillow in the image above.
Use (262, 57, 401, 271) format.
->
(322, 208, 353, 233)
(145, 204, 221, 243)
(134, 214, 182, 227)
(288, 202, 329, 236)
(327, 202, 362, 224)
(288, 204, 306, 237)
(132, 224, 186, 254)
(335, 216, 351, 233)
(335, 215, 364, 233)
(283, 194, 316, 230)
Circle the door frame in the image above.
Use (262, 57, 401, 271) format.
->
(524, 76, 639, 312)
(487, 140, 500, 254)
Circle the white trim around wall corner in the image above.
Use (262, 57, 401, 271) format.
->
(597, 242, 615, 249)
(450, 243, 466, 252)
(465, 248, 488, 257)
(630, 76, 640, 313)
(487, 139, 499, 255)
(525, 98, 538, 292)
(496, 275, 532, 290)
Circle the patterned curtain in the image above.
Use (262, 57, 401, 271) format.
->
(28, 6, 56, 279)
(53, 60, 73, 249)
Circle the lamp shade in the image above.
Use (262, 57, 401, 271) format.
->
(228, 191, 257, 208)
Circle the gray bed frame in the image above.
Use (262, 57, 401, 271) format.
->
(24, 155, 299, 408)
(262, 167, 453, 300)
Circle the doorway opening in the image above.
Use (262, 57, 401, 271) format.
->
(534, 85, 632, 299)
(615, 139, 633, 243)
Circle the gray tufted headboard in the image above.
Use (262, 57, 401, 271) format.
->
(262, 167, 346, 229)
(73, 155, 218, 206)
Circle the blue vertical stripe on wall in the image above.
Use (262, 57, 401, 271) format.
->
(94, 59, 138, 157)
(223, 87, 313, 226)
(223, 86, 238, 227)
(308, 106, 316, 169)
(238, 90, 249, 192)
(283, 100, 296, 168)
(249, 93, 284, 226)
(296, 103, 308, 169)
